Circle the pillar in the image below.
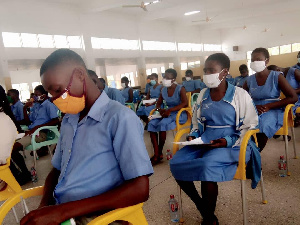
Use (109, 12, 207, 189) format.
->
(0, 29, 11, 91)
(173, 56, 182, 84)
(82, 34, 96, 71)
(137, 57, 147, 89)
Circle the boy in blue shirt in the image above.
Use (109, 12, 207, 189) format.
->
(21, 49, 153, 225)
(234, 64, 249, 87)
(7, 89, 24, 122)
(183, 70, 204, 94)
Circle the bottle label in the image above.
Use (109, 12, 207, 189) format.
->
(170, 203, 178, 212)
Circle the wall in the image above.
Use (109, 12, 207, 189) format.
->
(268, 52, 298, 68)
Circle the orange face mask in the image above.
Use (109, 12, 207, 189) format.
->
(51, 72, 86, 114)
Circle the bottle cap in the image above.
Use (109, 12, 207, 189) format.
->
(167, 149, 170, 152)
(170, 194, 174, 199)
(280, 155, 284, 159)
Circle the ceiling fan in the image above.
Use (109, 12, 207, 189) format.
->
(122, 1, 161, 12)
(192, 11, 219, 23)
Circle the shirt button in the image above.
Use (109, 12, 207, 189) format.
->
(69, 150, 71, 153)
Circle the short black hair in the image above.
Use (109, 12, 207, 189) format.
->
(99, 78, 106, 84)
(165, 69, 177, 79)
(121, 77, 129, 83)
(206, 53, 230, 69)
(252, 47, 270, 59)
(267, 65, 278, 71)
(185, 70, 193, 75)
(34, 85, 47, 95)
(239, 64, 248, 71)
(87, 69, 98, 78)
(150, 73, 158, 79)
(8, 89, 19, 97)
(40, 49, 87, 76)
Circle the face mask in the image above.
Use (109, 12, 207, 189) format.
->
(297, 58, 300, 63)
(6, 96, 13, 104)
(150, 80, 156, 86)
(37, 95, 46, 102)
(52, 72, 86, 114)
(185, 77, 192, 81)
(162, 79, 173, 87)
(203, 70, 224, 88)
(121, 83, 126, 88)
(250, 60, 266, 73)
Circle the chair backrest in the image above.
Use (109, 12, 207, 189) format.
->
(186, 92, 191, 108)
(191, 93, 199, 107)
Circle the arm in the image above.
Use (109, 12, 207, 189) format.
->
(26, 118, 60, 135)
(243, 80, 249, 92)
(167, 87, 188, 113)
(126, 88, 133, 103)
(22, 102, 33, 125)
(154, 93, 163, 109)
(294, 69, 300, 94)
(21, 176, 149, 225)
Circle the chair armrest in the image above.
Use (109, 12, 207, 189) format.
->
(30, 126, 59, 144)
(283, 104, 295, 128)
(172, 128, 191, 155)
(175, 107, 192, 128)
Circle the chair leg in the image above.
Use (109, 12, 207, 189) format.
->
(241, 180, 248, 225)
(284, 135, 291, 176)
(12, 206, 19, 223)
(177, 185, 184, 223)
(48, 145, 53, 158)
(260, 171, 267, 204)
(290, 127, 298, 159)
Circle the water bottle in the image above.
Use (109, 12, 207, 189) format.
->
(168, 195, 179, 222)
(30, 167, 38, 182)
(278, 156, 287, 177)
(166, 149, 173, 160)
(61, 218, 76, 225)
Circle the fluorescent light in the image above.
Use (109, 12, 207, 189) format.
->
(153, 0, 160, 3)
(184, 11, 200, 16)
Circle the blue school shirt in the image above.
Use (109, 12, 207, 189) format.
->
(145, 83, 151, 94)
(234, 76, 249, 87)
(104, 85, 125, 105)
(292, 64, 300, 70)
(28, 99, 58, 130)
(182, 80, 201, 92)
(121, 87, 132, 102)
(51, 92, 153, 204)
(11, 100, 24, 121)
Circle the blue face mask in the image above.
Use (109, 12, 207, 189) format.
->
(150, 80, 157, 86)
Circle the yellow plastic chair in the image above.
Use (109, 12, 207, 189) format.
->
(125, 103, 136, 111)
(0, 186, 148, 225)
(274, 104, 297, 176)
(172, 128, 267, 225)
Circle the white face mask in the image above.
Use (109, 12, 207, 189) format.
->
(203, 69, 224, 88)
(121, 83, 126, 88)
(297, 58, 300, 63)
(162, 79, 173, 87)
(185, 77, 192, 81)
(250, 60, 267, 73)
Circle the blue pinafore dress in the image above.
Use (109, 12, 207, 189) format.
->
(147, 85, 187, 132)
(247, 71, 284, 138)
(286, 67, 300, 114)
(121, 87, 131, 102)
(137, 85, 162, 116)
(170, 94, 252, 182)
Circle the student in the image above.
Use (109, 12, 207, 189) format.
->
(144, 75, 151, 95)
(137, 73, 162, 124)
(182, 70, 202, 94)
(147, 69, 188, 164)
(292, 51, 300, 70)
(16, 85, 59, 150)
(7, 89, 24, 122)
(121, 77, 133, 103)
(20, 49, 153, 225)
(243, 48, 297, 150)
(87, 70, 125, 105)
(234, 64, 249, 87)
(170, 53, 259, 225)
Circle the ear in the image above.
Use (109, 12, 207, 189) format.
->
(223, 68, 229, 76)
(265, 58, 270, 65)
(74, 67, 86, 82)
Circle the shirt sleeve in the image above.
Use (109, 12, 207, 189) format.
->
(112, 110, 153, 180)
(17, 103, 24, 121)
(51, 130, 62, 171)
(194, 80, 201, 90)
(114, 90, 126, 105)
(47, 101, 59, 119)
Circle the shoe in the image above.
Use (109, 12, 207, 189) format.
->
(150, 155, 161, 165)
(18, 172, 32, 186)
(273, 135, 280, 139)
(202, 215, 219, 225)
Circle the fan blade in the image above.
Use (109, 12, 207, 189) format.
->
(122, 5, 141, 8)
(192, 19, 206, 22)
(143, 7, 148, 11)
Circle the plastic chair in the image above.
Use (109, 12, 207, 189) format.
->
(191, 93, 199, 107)
(172, 128, 267, 225)
(125, 103, 136, 111)
(0, 186, 148, 225)
(274, 104, 297, 176)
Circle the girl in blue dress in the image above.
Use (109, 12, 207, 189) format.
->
(170, 53, 259, 225)
(292, 51, 300, 70)
(148, 69, 188, 164)
(243, 48, 297, 150)
(121, 77, 133, 103)
(137, 73, 162, 124)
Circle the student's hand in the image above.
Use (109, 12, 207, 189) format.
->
(157, 108, 166, 115)
(187, 136, 196, 141)
(24, 101, 33, 108)
(145, 103, 151, 107)
(209, 138, 227, 148)
(161, 109, 171, 118)
(256, 105, 270, 115)
(20, 205, 62, 225)
(25, 130, 33, 136)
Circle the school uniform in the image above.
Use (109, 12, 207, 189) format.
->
(247, 71, 284, 138)
(136, 84, 162, 116)
(11, 100, 24, 121)
(285, 67, 300, 114)
(147, 84, 187, 132)
(104, 85, 125, 105)
(52, 92, 153, 204)
(121, 87, 132, 102)
(292, 64, 300, 70)
(170, 84, 260, 187)
(234, 75, 249, 87)
(145, 83, 151, 94)
(182, 80, 201, 92)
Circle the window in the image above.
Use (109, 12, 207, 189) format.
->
(54, 35, 69, 48)
(195, 60, 200, 65)
(292, 43, 300, 52)
(32, 82, 41, 91)
(135, 71, 138, 78)
(188, 62, 195, 68)
(12, 83, 30, 102)
(268, 46, 279, 56)
(204, 44, 222, 52)
(107, 75, 116, 88)
(146, 69, 152, 75)
(169, 63, 174, 69)
(20, 33, 39, 48)
(2, 32, 22, 47)
(142, 41, 176, 51)
(151, 68, 158, 73)
(178, 43, 203, 51)
(280, 44, 291, 54)
(160, 66, 165, 73)
(181, 63, 188, 70)
(129, 72, 135, 86)
(38, 34, 54, 48)
(247, 51, 252, 60)
(67, 36, 82, 48)
(91, 37, 139, 50)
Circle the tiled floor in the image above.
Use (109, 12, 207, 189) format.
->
(2, 128, 300, 225)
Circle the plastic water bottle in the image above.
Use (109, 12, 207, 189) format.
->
(30, 167, 38, 182)
(61, 218, 76, 225)
(166, 149, 173, 160)
(168, 195, 179, 222)
(278, 156, 287, 177)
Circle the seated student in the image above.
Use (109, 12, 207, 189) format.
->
(182, 70, 203, 94)
(87, 70, 125, 105)
(137, 73, 162, 125)
(16, 85, 59, 150)
(7, 89, 24, 122)
(20, 49, 153, 225)
(243, 48, 297, 150)
(292, 51, 300, 70)
(144, 75, 151, 95)
(121, 77, 133, 103)
(147, 69, 188, 164)
(234, 64, 249, 87)
(170, 53, 259, 225)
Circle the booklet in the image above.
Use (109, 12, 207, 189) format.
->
(173, 137, 209, 146)
(143, 99, 156, 104)
(148, 114, 162, 120)
(16, 133, 25, 140)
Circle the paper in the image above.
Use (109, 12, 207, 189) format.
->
(16, 133, 25, 140)
(143, 99, 156, 104)
(173, 137, 205, 146)
(148, 114, 162, 120)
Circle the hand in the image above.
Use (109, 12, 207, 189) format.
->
(187, 136, 196, 141)
(24, 101, 33, 108)
(145, 103, 151, 107)
(20, 205, 62, 225)
(161, 109, 171, 118)
(209, 138, 227, 148)
(256, 105, 270, 115)
(25, 129, 35, 136)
